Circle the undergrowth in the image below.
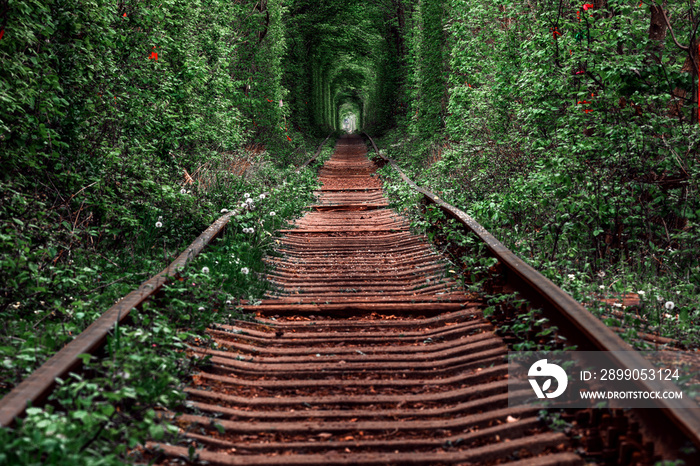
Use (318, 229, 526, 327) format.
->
(374, 130, 700, 351)
(0, 140, 333, 465)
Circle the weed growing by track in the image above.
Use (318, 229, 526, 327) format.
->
(0, 144, 332, 465)
(374, 133, 699, 350)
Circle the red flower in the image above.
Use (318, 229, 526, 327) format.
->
(123, 13, 127, 18)
(0, 29, 4, 41)
(149, 51, 158, 60)
(583, 4, 594, 10)
(287, 136, 292, 141)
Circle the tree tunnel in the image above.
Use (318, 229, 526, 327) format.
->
(283, 0, 402, 135)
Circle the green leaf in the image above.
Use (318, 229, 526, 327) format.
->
(77, 353, 93, 364)
(149, 423, 165, 440)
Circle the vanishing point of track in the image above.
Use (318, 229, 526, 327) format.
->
(150, 135, 582, 465)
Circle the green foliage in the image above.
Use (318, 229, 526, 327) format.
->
(0, 2, 335, 460)
(0, 0, 316, 390)
(283, 0, 401, 133)
(380, 0, 700, 345)
(0, 146, 327, 463)
(410, 0, 447, 140)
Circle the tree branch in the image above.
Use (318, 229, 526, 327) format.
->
(661, 8, 688, 51)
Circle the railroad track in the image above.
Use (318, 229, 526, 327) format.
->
(3, 135, 700, 464)
(149, 135, 582, 465)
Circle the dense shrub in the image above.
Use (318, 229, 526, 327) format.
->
(382, 0, 700, 344)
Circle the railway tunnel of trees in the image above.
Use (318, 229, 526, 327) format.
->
(1, 0, 700, 461)
(3, 0, 699, 305)
(2, 0, 699, 181)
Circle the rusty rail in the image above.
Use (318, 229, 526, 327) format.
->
(0, 137, 331, 428)
(363, 132, 700, 459)
(295, 132, 333, 172)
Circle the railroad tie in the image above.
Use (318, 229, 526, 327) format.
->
(150, 134, 582, 465)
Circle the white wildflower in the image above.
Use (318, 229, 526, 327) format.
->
(567, 274, 575, 280)
(597, 271, 605, 278)
(637, 290, 646, 297)
(201, 266, 209, 274)
(158, 216, 163, 221)
(599, 285, 605, 290)
(241, 267, 250, 275)
(612, 302, 623, 308)
(665, 301, 675, 311)
(155, 221, 163, 228)
(198, 306, 205, 311)
(225, 300, 232, 305)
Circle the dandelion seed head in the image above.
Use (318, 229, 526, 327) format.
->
(243, 193, 250, 199)
(198, 306, 205, 311)
(246, 198, 254, 205)
(665, 301, 675, 311)
(201, 266, 209, 274)
(259, 193, 266, 200)
(597, 271, 605, 278)
(241, 267, 250, 275)
(155, 221, 163, 228)
(221, 208, 228, 213)
(180, 188, 187, 194)
(270, 211, 276, 217)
